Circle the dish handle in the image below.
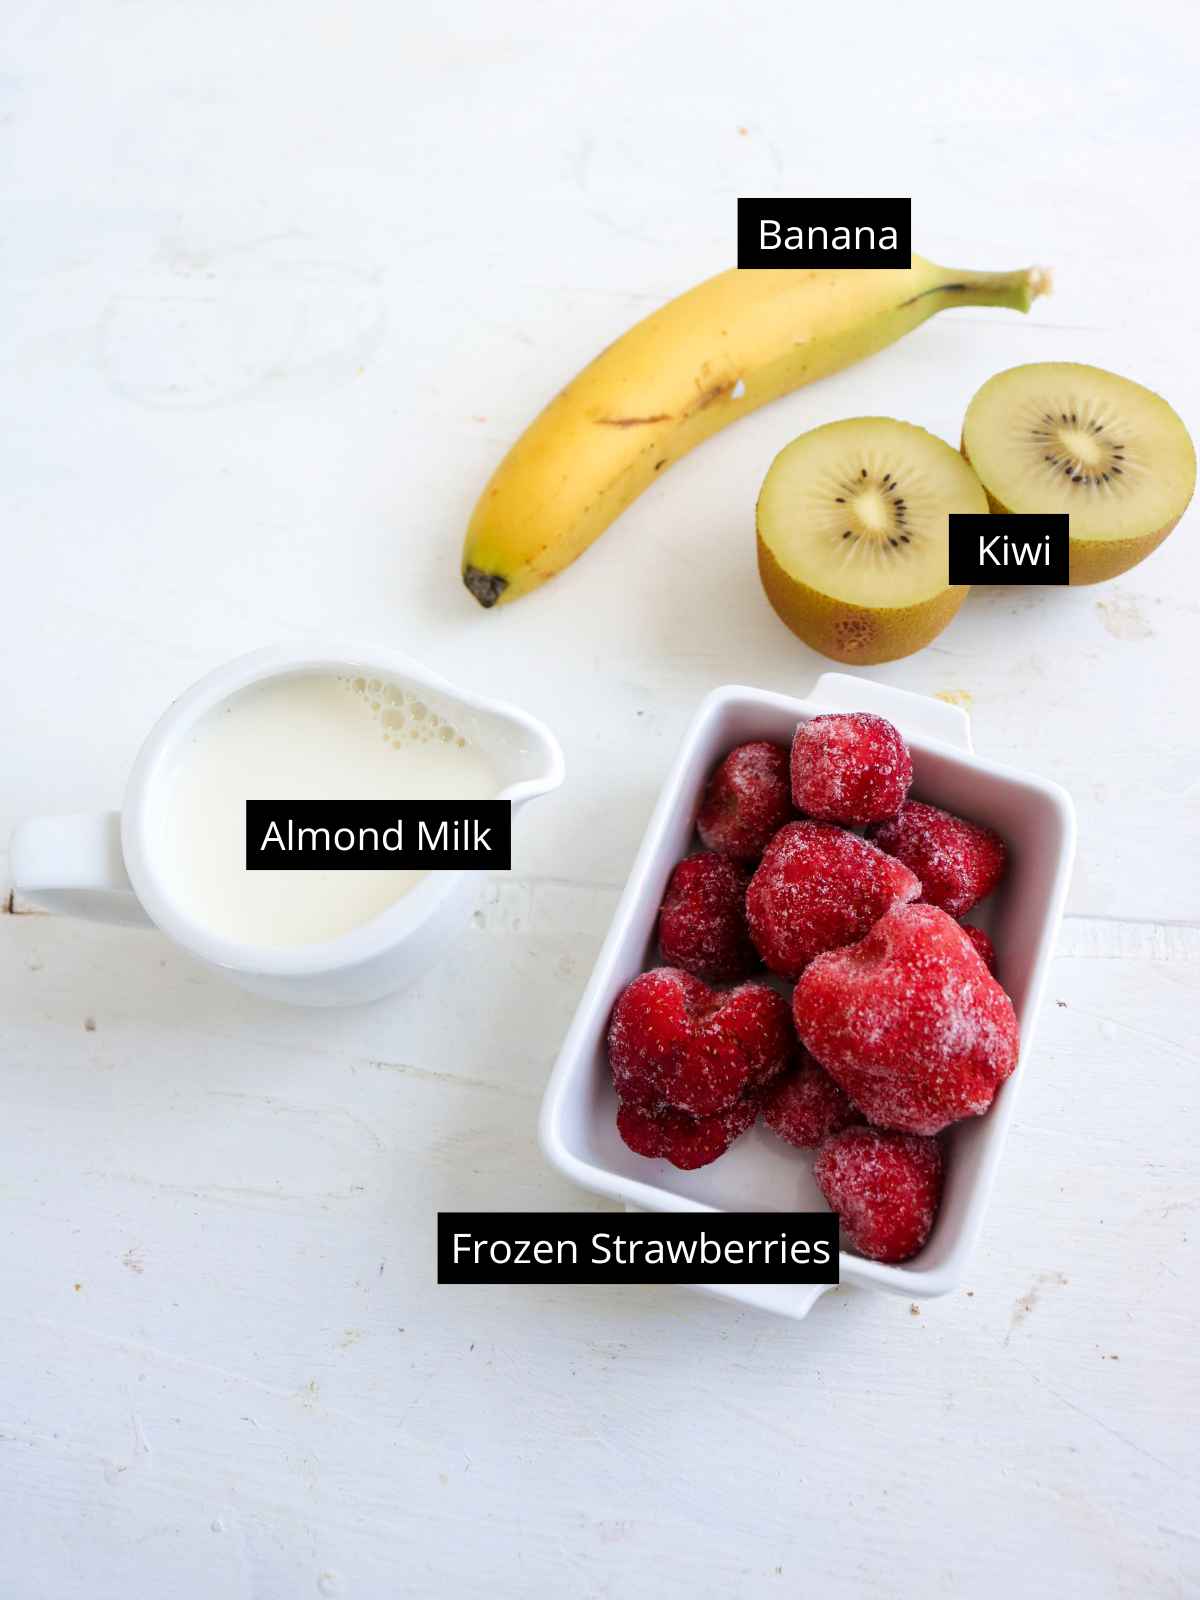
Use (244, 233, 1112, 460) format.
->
(808, 672, 973, 754)
(625, 1203, 838, 1323)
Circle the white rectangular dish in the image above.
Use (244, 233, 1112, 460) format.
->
(539, 672, 1076, 1321)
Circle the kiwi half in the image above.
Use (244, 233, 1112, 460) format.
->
(756, 417, 981, 664)
(962, 362, 1195, 585)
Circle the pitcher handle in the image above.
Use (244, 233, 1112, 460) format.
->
(8, 812, 153, 927)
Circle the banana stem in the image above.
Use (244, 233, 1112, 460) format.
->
(922, 263, 1053, 314)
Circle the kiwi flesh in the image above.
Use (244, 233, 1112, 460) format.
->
(756, 417, 982, 664)
(961, 362, 1195, 585)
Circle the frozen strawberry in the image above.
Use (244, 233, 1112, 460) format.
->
(791, 712, 912, 826)
(762, 1057, 863, 1149)
(616, 1095, 759, 1170)
(697, 741, 794, 862)
(814, 1126, 943, 1263)
(793, 902, 1019, 1135)
(657, 851, 757, 982)
(746, 821, 920, 979)
(607, 968, 793, 1118)
(868, 800, 1006, 918)
(961, 923, 997, 974)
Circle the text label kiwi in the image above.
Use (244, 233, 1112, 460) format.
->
(947, 514, 1069, 585)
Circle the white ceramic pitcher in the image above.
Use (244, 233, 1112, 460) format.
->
(9, 642, 565, 1006)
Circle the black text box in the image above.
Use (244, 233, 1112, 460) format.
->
(438, 1211, 839, 1285)
(948, 514, 1070, 585)
(738, 198, 911, 268)
(245, 799, 511, 870)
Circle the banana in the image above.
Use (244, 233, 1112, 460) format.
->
(462, 257, 1051, 607)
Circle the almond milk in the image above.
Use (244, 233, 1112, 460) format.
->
(150, 672, 497, 946)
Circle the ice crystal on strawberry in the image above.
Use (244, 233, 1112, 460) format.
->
(791, 712, 912, 826)
(697, 740, 794, 862)
(607, 968, 793, 1119)
(868, 800, 1006, 918)
(616, 1096, 759, 1170)
(657, 851, 757, 982)
(746, 821, 920, 979)
(814, 1126, 943, 1263)
(793, 902, 1019, 1135)
(762, 1058, 863, 1149)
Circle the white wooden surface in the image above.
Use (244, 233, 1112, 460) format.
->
(2, 3, 1198, 1595)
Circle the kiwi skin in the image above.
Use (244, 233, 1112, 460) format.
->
(1067, 520, 1181, 586)
(962, 442, 1188, 587)
(756, 533, 969, 665)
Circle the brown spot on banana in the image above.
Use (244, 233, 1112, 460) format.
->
(595, 413, 673, 427)
(691, 379, 737, 411)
